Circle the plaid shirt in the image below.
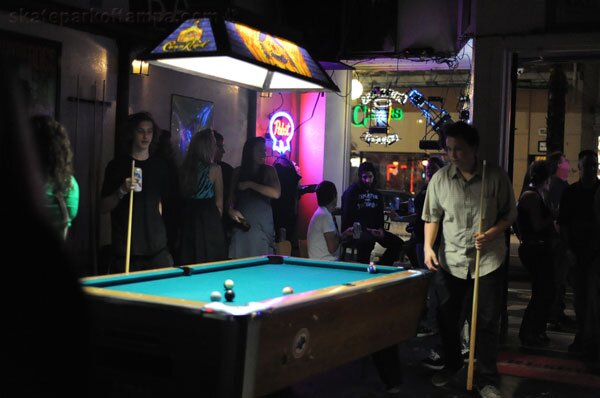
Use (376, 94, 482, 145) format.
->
(422, 161, 517, 279)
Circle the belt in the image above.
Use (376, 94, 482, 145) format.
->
(522, 240, 549, 246)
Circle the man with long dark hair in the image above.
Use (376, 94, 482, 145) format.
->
(341, 161, 403, 265)
(100, 112, 173, 272)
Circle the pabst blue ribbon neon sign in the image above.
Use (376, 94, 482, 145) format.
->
(268, 111, 295, 154)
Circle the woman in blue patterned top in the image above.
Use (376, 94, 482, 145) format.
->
(177, 129, 227, 264)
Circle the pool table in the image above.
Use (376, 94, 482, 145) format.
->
(83, 255, 430, 397)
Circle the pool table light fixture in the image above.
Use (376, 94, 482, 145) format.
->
(139, 17, 339, 92)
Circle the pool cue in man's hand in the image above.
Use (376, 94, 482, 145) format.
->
(467, 159, 486, 391)
(125, 160, 135, 274)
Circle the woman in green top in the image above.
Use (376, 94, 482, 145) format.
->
(31, 116, 79, 239)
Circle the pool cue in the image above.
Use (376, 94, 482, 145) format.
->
(125, 160, 135, 274)
(467, 159, 486, 391)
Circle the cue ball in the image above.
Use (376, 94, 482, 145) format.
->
(224, 279, 234, 289)
(367, 264, 377, 274)
(282, 286, 294, 295)
(224, 289, 235, 302)
(210, 291, 222, 302)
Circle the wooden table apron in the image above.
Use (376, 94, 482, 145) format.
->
(82, 256, 430, 397)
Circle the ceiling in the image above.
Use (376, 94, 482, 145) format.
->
(0, 0, 477, 97)
(2, 1, 466, 60)
(230, 0, 465, 62)
(4, 1, 575, 91)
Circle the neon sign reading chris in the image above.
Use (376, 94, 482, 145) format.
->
(352, 105, 403, 127)
(269, 111, 295, 154)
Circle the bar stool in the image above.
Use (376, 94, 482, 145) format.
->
(340, 240, 358, 262)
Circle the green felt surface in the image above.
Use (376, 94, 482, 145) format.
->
(89, 257, 402, 305)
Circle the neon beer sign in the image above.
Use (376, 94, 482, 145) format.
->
(269, 111, 295, 154)
(352, 105, 403, 127)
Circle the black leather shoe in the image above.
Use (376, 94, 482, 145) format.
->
(547, 322, 562, 332)
(568, 340, 583, 354)
(520, 334, 549, 347)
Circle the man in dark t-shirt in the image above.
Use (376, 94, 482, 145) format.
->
(341, 162, 403, 265)
(545, 151, 572, 328)
(100, 112, 173, 272)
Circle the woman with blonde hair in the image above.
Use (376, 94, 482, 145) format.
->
(178, 129, 227, 264)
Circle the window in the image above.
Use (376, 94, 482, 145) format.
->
(349, 151, 442, 195)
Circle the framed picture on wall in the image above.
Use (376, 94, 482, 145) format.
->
(0, 30, 61, 117)
(538, 141, 547, 153)
(169, 94, 214, 164)
(538, 128, 547, 136)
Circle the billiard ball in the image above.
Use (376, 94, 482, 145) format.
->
(224, 289, 235, 302)
(224, 279, 234, 289)
(282, 286, 294, 295)
(367, 264, 377, 274)
(210, 291, 222, 302)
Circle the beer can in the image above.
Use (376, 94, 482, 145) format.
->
(352, 222, 362, 239)
(133, 167, 142, 192)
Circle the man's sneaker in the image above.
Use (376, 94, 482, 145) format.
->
(568, 339, 583, 354)
(431, 365, 467, 388)
(417, 326, 438, 337)
(477, 384, 502, 398)
(461, 346, 470, 361)
(463, 351, 474, 363)
(422, 348, 445, 370)
(385, 384, 402, 395)
(538, 332, 550, 342)
(520, 333, 549, 348)
(431, 370, 452, 387)
(559, 313, 577, 326)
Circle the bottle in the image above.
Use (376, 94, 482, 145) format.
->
(408, 197, 415, 214)
(352, 222, 361, 239)
(369, 251, 377, 265)
(278, 227, 287, 242)
(133, 167, 143, 192)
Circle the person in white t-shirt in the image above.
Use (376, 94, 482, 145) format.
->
(307, 181, 353, 261)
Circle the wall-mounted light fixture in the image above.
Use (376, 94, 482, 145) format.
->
(138, 17, 339, 92)
(131, 59, 149, 75)
(351, 78, 363, 100)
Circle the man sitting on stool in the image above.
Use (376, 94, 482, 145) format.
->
(342, 162, 403, 265)
(307, 181, 353, 261)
